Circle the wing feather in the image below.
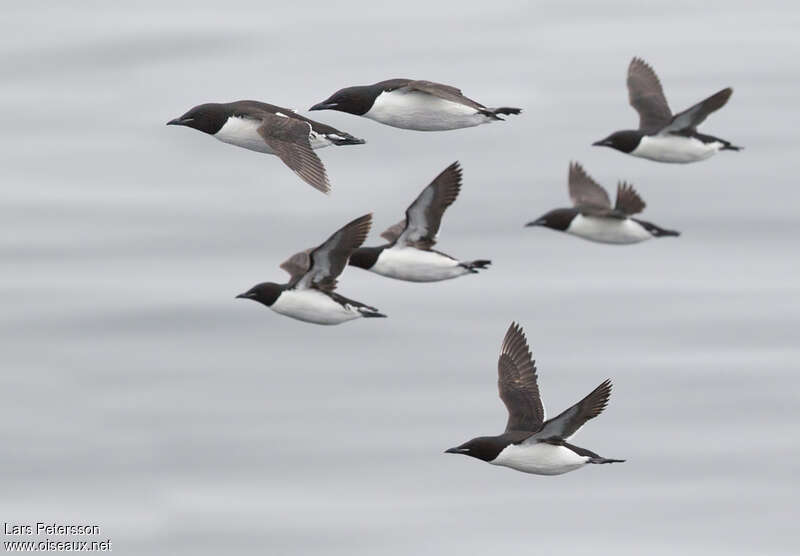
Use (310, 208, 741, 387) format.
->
(498, 323, 544, 433)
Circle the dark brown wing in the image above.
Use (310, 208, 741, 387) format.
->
(397, 162, 462, 249)
(628, 57, 672, 133)
(663, 88, 733, 134)
(380, 220, 407, 243)
(403, 80, 489, 112)
(498, 322, 544, 433)
(257, 113, 330, 194)
(536, 380, 612, 440)
(568, 162, 612, 210)
(279, 249, 312, 282)
(295, 214, 372, 292)
(614, 181, 646, 215)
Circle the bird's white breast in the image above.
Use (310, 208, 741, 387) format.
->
(491, 442, 589, 475)
(633, 134, 722, 163)
(270, 289, 361, 325)
(214, 116, 329, 153)
(364, 90, 489, 131)
(371, 247, 468, 282)
(567, 215, 652, 244)
(215, 116, 275, 154)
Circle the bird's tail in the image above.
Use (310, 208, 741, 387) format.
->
(359, 308, 387, 318)
(589, 457, 625, 465)
(721, 143, 742, 151)
(327, 132, 366, 146)
(460, 259, 492, 273)
(488, 107, 522, 120)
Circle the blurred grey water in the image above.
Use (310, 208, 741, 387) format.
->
(2, 1, 799, 554)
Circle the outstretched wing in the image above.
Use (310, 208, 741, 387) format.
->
(380, 220, 407, 243)
(661, 88, 733, 134)
(295, 214, 372, 292)
(614, 181, 646, 215)
(628, 57, 672, 133)
(535, 379, 612, 440)
(396, 162, 462, 249)
(279, 249, 312, 282)
(568, 162, 612, 210)
(498, 323, 545, 433)
(401, 80, 488, 112)
(257, 113, 330, 194)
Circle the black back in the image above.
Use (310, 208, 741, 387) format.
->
(593, 130, 643, 153)
(348, 246, 386, 270)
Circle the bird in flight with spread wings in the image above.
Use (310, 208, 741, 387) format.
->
(236, 214, 386, 325)
(348, 162, 491, 281)
(446, 322, 624, 475)
(167, 100, 364, 193)
(527, 161, 679, 244)
(593, 57, 741, 163)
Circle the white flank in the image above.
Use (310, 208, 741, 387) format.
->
(567, 215, 652, 244)
(364, 90, 490, 131)
(215, 116, 275, 154)
(270, 289, 363, 325)
(632, 134, 723, 163)
(370, 247, 470, 282)
(491, 442, 589, 476)
(215, 116, 329, 153)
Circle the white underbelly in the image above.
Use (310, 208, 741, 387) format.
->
(364, 91, 489, 131)
(371, 247, 468, 282)
(633, 135, 721, 163)
(567, 215, 652, 244)
(491, 442, 589, 476)
(271, 289, 360, 325)
(214, 116, 329, 154)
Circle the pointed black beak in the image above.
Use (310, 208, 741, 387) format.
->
(166, 117, 192, 126)
(592, 139, 608, 147)
(309, 102, 336, 111)
(235, 292, 249, 299)
(526, 218, 545, 227)
(444, 447, 460, 454)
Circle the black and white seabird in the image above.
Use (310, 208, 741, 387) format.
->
(348, 162, 490, 282)
(167, 100, 365, 193)
(309, 79, 521, 131)
(527, 162, 679, 244)
(236, 214, 386, 325)
(593, 57, 741, 163)
(445, 323, 624, 476)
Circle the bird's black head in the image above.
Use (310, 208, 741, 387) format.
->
(235, 282, 285, 307)
(167, 103, 228, 135)
(348, 246, 384, 270)
(445, 436, 507, 463)
(592, 130, 643, 153)
(526, 208, 578, 232)
(310, 84, 382, 116)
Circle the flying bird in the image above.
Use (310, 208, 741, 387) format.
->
(527, 162, 679, 244)
(593, 57, 740, 163)
(310, 79, 520, 131)
(167, 100, 364, 193)
(348, 162, 490, 281)
(236, 214, 386, 325)
(445, 323, 624, 475)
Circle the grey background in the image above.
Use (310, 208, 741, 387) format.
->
(2, 1, 798, 554)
